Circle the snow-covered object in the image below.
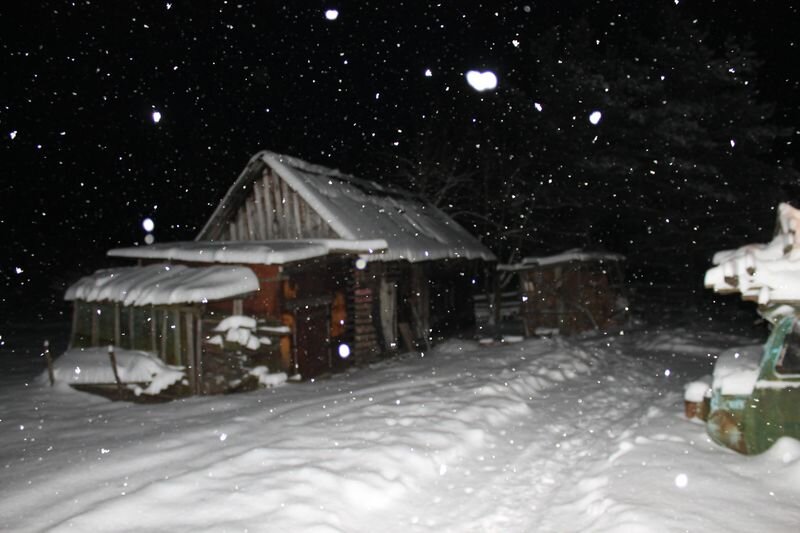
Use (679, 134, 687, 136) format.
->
(65, 264, 259, 306)
(248, 366, 288, 387)
(209, 315, 271, 350)
(705, 203, 800, 308)
(711, 344, 763, 396)
(499, 249, 624, 271)
(684, 379, 712, 402)
(46, 347, 184, 395)
(108, 239, 388, 265)
(197, 151, 496, 263)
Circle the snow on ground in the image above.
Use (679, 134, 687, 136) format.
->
(1, 322, 799, 532)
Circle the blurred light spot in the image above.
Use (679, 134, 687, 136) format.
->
(424, 68, 432, 77)
(466, 70, 498, 92)
(144, 234, 155, 245)
(338, 343, 351, 359)
(325, 9, 338, 20)
(142, 217, 155, 232)
(15, 267, 23, 274)
(355, 258, 367, 270)
(534, 102, 543, 112)
(675, 473, 688, 488)
(9, 130, 17, 140)
(151, 111, 162, 123)
(589, 110, 602, 125)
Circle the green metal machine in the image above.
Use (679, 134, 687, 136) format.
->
(706, 314, 800, 454)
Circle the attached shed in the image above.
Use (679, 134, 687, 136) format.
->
(65, 150, 495, 396)
(501, 250, 628, 336)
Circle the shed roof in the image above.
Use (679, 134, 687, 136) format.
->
(499, 249, 624, 271)
(65, 264, 259, 306)
(108, 239, 387, 265)
(197, 151, 496, 263)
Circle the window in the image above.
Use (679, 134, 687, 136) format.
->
(776, 319, 800, 374)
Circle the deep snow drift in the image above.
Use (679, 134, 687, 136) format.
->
(1, 323, 799, 532)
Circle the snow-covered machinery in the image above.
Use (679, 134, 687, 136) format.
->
(694, 202, 800, 454)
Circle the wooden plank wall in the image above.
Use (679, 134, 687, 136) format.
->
(226, 169, 339, 241)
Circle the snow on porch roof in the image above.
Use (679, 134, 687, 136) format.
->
(65, 263, 259, 306)
(197, 150, 496, 263)
(107, 239, 388, 265)
(498, 249, 624, 271)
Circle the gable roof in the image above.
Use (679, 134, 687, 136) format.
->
(196, 151, 496, 263)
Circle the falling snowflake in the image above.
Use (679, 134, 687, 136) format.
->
(151, 111, 162, 123)
(325, 9, 339, 21)
(465, 70, 498, 92)
(589, 110, 602, 125)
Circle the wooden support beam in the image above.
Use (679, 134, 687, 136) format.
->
(262, 174, 275, 238)
(245, 197, 257, 240)
(252, 181, 267, 240)
(291, 189, 303, 238)
(113, 303, 121, 348)
(185, 312, 196, 393)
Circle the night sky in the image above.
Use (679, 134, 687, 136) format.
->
(2, 0, 798, 323)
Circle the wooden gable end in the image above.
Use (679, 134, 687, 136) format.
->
(223, 167, 340, 241)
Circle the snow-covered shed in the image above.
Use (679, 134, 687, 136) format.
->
(500, 250, 628, 336)
(65, 151, 495, 395)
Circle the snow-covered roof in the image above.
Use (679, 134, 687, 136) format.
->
(499, 249, 624, 271)
(705, 203, 800, 307)
(197, 150, 496, 263)
(108, 239, 387, 265)
(65, 263, 259, 306)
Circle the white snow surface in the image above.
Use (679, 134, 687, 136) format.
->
(45, 346, 184, 395)
(199, 151, 496, 264)
(2, 326, 800, 532)
(705, 202, 800, 307)
(108, 239, 388, 265)
(64, 263, 259, 306)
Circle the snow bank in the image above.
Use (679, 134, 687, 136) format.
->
(5, 327, 799, 532)
(711, 344, 763, 396)
(65, 263, 259, 306)
(45, 347, 184, 394)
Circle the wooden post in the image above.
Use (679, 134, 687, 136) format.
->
(107, 345, 123, 394)
(69, 301, 78, 349)
(43, 340, 55, 386)
(493, 267, 502, 340)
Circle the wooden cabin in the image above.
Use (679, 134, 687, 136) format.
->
(65, 150, 495, 396)
(501, 250, 628, 336)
